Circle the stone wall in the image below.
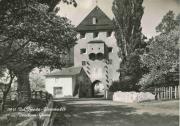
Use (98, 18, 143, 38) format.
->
(113, 91, 155, 103)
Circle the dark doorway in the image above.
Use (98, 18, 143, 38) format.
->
(91, 80, 104, 98)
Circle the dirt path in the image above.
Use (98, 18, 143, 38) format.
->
(52, 98, 179, 126)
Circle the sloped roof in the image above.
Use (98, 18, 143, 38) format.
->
(46, 67, 82, 77)
(76, 6, 114, 32)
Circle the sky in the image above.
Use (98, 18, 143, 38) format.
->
(57, 0, 180, 38)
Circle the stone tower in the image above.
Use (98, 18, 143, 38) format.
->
(74, 6, 121, 96)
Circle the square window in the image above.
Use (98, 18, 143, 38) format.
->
(107, 31, 112, 37)
(82, 61, 86, 66)
(80, 32, 86, 38)
(80, 48, 86, 54)
(108, 47, 113, 53)
(93, 32, 99, 38)
(54, 87, 63, 96)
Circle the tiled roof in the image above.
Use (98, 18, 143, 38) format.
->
(46, 67, 82, 77)
(76, 6, 114, 32)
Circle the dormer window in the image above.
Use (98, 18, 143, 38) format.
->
(107, 31, 112, 37)
(80, 32, 86, 38)
(92, 17, 98, 24)
(93, 32, 99, 38)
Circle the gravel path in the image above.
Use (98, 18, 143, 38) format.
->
(52, 98, 179, 126)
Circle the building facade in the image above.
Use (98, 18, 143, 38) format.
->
(45, 67, 92, 98)
(74, 6, 121, 96)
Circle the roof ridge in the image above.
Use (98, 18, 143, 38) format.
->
(76, 6, 114, 31)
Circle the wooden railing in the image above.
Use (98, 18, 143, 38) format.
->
(1, 90, 52, 102)
(154, 86, 179, 100)
(31, 90, 52, 102)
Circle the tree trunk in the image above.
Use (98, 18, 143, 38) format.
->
(16, 71, 31, 104)
(0, 71, 14, 112)
(1, 92, 7, 112)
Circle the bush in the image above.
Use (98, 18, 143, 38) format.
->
(109, 78, 141, 92)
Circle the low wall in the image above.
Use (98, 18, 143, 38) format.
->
(113, 91, 155, 103)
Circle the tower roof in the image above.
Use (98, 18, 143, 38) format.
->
(76, 6, 114, 32)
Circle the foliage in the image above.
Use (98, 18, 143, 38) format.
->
(0, 66, 6, 78)
(112, 0, 145, 57)
(120, 50, 148, 77)
(30, 73, 45, 91)
(139, 26, 180, 89)
(37, 0, 77, 12)
(156, 10, 179, 34)
(110, 79, 141, 92)
(0, 1, 77, 69)
(110, 51, 148, 92)
(0, 0, 77, 102)
(112, 0, 146, 91)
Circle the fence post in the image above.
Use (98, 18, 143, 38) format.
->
(175, 86, 177, 99)
(39, 91, 42, 99)
(163, 87, 166, 99)
(158, 88, 160, 100)
(168, 87, 170, 99)
(178, 85, 179, 99)
(155, 88, 157, 100)
(35, 91, 37, 99)
(166, 87, 168, 100)
(164, 87, 166, 100)
(160, 87, 163, 100)
(170, 86, 173, 99)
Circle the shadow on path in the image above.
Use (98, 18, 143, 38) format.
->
(52, 99, 179, 126)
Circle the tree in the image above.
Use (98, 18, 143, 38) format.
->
(0, 69, 15, 112)
(138, 11, 180, 89)
(0, 0, 77, 103)
(112, 0, 145, 57)
(139, 23, 180, 89)
(111, 0, 146, 91)
(156, 10, 178, 34)
(0, 0, 77, 65)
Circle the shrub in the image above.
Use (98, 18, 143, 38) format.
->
(109, 78, 141, 92)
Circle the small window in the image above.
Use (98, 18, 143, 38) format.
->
(80, 32, 86, 38)
(93, 32, 99, 38)
(108, 47, 113, 53)
(92, 17, 98, 24)
(82, 61, 86, 66)
(108, 59, 112, 64)
(80, 48, 86, 54)
(54, 87, 63, 96)
(107, 31, 112, 37)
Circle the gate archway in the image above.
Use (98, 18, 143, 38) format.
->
(91, 80, 104, 98)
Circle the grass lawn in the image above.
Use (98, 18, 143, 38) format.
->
(52, 99, 179, 126)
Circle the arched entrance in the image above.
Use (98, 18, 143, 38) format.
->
(91, 80, 104, 98)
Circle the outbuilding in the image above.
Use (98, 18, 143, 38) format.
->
(45, 67, 92, 98)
